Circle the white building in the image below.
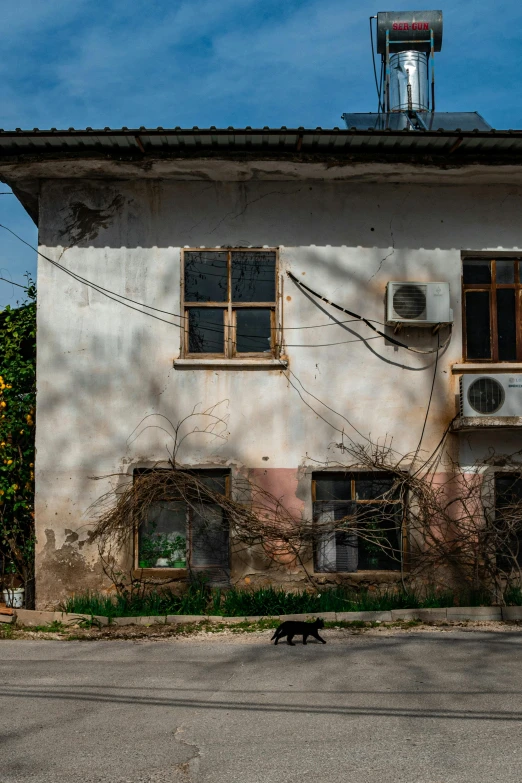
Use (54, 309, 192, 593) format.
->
(2, 123, 522, 607)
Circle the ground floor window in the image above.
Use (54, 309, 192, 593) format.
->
(495, 472, 522, 569)
(136, 470, 230, 580)
(312, 472, 403, 572)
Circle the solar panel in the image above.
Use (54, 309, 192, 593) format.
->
(417, 112, 492, 131)
(341, 112, 410, 131)
(342, 111, 492, 132)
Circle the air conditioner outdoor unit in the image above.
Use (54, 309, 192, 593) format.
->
(460, 375, 522, 417)
(386, 281, 452, 325)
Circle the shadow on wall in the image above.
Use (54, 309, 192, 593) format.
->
(36, 177, 522, 604)
(39, 179, 522, 251)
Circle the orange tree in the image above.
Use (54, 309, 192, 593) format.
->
(0, 279, 36, 606)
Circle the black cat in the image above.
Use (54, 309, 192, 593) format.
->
(271, 618, 326, 645)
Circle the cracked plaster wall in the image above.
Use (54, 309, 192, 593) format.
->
(33, 177, 522, 606)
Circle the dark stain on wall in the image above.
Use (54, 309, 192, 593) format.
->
(59, 194, 124, 244)
(37, 528, 107, 609)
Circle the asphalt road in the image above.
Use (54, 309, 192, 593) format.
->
(2, 629, 522, 783)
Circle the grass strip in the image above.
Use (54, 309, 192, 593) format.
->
(60, 584, 499, 620)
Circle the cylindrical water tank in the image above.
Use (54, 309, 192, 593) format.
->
(389, 50, 429, 111)
(377, 10, 443, 53)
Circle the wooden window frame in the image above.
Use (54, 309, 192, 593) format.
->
(133, 470, 231, 576)
(311, 472, 407, 573)
(462, 257, 522, 363)
(181, 248, 280, 359)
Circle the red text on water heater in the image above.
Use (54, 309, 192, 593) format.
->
(392, 22, 429, 31)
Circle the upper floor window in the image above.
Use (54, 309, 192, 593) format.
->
(182, 249, 278, 358)
(463, 258, 522, 362)
(312, 472, 403, 573)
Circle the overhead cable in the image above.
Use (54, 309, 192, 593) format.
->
(0, 223, 186, 329)
(0, 276, 29, 289)
(287, 271, 452, 355)
(0, 223, 450, 355)
(410, 331, 440, 471)
(369, 16, 385, 114)
(0, 224, 387, 337)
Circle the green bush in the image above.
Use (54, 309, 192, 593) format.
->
(0, 279, 36, 604)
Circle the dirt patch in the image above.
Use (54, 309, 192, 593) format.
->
(2, 619, 522, 643)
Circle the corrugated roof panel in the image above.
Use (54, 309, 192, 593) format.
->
(460, 136, 486, 153)
(0, 126, 522, 158)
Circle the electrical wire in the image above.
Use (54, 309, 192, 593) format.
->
(378, 58, 384, 115)
(370, 16, 385, 114)
(277, 360, 364, 441)
(410, 331, 440, 472)
(287, 271, 452, 355)
(277, 360, 405, 454)
(420, 416, 457, 485)
(0, 223, 188, 322)
(0, 224, 389, 338)
(0, 224, 449, 473)
(0, 224, 450, 360)
(0, 276, 28, 289)
(284, 335, 383, 347)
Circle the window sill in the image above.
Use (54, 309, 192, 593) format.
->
(132, 568, 187, 580)
(314, 570, 403, 581)
(174, 358, 288, 370)
(452, 363, 522, 374)
(451, 416, 522, 432)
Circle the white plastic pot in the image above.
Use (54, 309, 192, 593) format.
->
(3, 587, 24, 608)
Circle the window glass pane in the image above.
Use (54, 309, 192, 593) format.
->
(314, 532, 337, 572)
(356, 504, 401, 571)
(184, 251, 228, 303)
(139, 501, 186, 568)
(187, 471, 228, 495)
(314, 499, 402, 572)
(333, 502, 358, 572)
(236, 309, 272, 353)
(496, 260, 516, 284)
(335, 531, 358, 572)
(231, 251, 276, 302)
(497, 289, 517, 361)
(495, 474, 522, 568)
(465, 291, 491, 359)
(314, 473, 352, 501)
(191, 503, 229, 569)
(188, 308, 224, 353)
(496, 473, 522, 505)
(314, 505, 336, 572)
(355, 472, 397, 500)
(314, 502, 357, 572)
(463, 260, 491, 284)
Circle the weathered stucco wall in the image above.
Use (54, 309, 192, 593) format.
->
(34, 177, 522, 606)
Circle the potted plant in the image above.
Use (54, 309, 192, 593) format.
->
(2, 561, 24, 608)
(138, 534, 159, 568)
(138, 528, 186, 568)
(152, 533, 176, 567)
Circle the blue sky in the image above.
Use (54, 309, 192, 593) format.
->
(1, 0, 521, 307)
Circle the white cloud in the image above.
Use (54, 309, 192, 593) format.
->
(0, 0, 521, 130)
(1, 0, 522, 303)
